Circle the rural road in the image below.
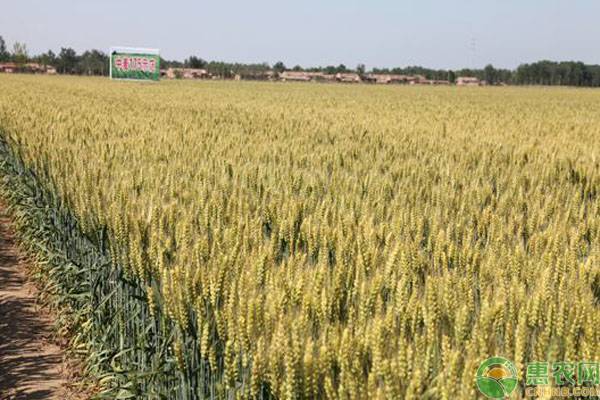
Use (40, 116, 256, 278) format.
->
(0, 208, 79, 399)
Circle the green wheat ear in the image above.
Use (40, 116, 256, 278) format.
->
(0, 75, 598, 399)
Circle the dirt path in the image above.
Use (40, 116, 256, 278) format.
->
(0, 209, 80, 400)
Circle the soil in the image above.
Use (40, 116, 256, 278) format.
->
(0, 208, 84, 400)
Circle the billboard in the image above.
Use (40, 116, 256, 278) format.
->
(109, 47, 160, 81)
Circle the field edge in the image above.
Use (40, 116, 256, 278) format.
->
(0, 131, 208, 399)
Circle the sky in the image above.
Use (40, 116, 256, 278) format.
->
(1, 0, 600, 70)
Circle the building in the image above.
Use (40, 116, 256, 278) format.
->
(278, 71, 453, 85)
(456, 76, 481, 86)
(279, 71, 336, 82)
(313, 73, 336, 83)
(407, 75, 427, 84)
(416, 79, 451, 85)
(335, 72, 361, 83)
(0, 63, 17, 73)
(24, 63, 46, 73)
(0, 62, 57, 74)
(280, 71, 312, 82)
(161, 68, 211, 79)
(237, 71, 276, 81)
(367, 74, 414, 84)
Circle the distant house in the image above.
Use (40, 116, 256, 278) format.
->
(0, 63, 18, 73)
(162, 68, 211, 80)
(237, 70, 275, 81)
(335, 72, 361, 83)
(278, 71, 455, 85)
(0, 62, 57, 74)
(416, 79, 451, 85)
(279, 71, 335, 82)
(366, 74, 384, 83)
(313, 73, 336, 83)
(408, 75, 427, 84)
(367, 74, 448, 85)
(368, 74, 413, 84)
(182, 68, 209, 79)
(361, 74, 377, 83)
(390, 74, 412, 84)
(280, 71, 312, 82)
(456, 76, 480, 86)
(24, 63, 46, 73)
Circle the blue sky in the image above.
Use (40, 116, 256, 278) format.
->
(1, 0, 599, 69)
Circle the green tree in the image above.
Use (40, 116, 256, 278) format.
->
(273, 61, 286, 73)
(58, 47, 78, 74)
(356, 63, 366, 76)
(0, 36, 9, 62)
(324, 65, 336, 74)
(12, 42, 28, 65)
(38, 50, 57, 67)
(78, 50, 108, 75)
(447, 70, 456, 83)
(185, 56, 207, 69)
(483, 64, 497, 85)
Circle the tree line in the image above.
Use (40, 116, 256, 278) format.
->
(2, 36, 600, 86)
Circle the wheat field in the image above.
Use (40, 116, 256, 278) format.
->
(0, 75, 599, 399)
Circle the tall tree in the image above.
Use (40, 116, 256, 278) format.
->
(483, 64, 497, 85)
(58, 47, 78, 74)
(38, 50, 57, 67)
(324, 65, 337, 75)
(185, 56, 207, 69)
(447, 70, 456, 83)
(273, 61, 286, 73)
(0, 36, 9, 62)
(356, 63, 366, 76)
(78, 49, 108, 75)
(12, 42, 28, 65)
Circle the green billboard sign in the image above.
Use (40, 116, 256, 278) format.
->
(110, 47, 160, 81)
